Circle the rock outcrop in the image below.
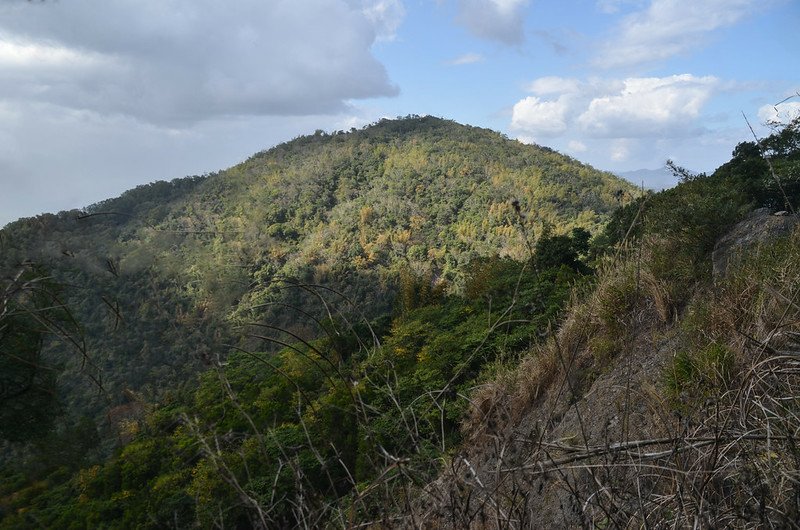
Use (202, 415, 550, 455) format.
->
(711, 207, 799, 278)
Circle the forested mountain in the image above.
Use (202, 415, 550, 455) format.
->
(2, 115, 796, 528)
(0, 117, 631, 521)
(0, 116, 631, 428)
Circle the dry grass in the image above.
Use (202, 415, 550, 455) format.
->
(407, 226, 800, 529)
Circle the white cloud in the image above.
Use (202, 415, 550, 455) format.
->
(360, 0, 406, 40)
(596, 0, 623, 14)
(610, 139, 630, 161)
(511, 74, 718, 140)
(510, 95, 571, 136)
(526, 76, 580, 96)
(489, 0, 527, 12)
(0, 0, 400, 126)
(596, 0, 646, 14)
(567, 140, 588, 152)
(448, 53, 485, 65)
(757, 100, 800, 125)
(456, 0, 529, 44)
(576, 75, 718, 137)
(594, 0, 757, 69)
(0, 40, 106, 69)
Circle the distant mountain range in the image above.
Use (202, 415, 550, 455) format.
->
(615, 166, 686, 190)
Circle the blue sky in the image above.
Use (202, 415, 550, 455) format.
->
(1, 0, 798, 226)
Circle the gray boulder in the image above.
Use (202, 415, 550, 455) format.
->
(712, 207, 799, 278)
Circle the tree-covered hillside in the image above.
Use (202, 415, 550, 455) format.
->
(0, 116, 632, 514)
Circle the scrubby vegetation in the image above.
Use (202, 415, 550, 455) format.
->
(1, 115, 799, 528)
(0, 236, 591, 528)
(413, 117, 800, 528)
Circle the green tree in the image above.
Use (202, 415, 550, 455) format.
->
(0, 264, 90, 442)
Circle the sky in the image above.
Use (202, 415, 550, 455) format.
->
(1, 0, 798, 227)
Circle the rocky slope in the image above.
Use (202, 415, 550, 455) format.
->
(416, 204, 800, 528)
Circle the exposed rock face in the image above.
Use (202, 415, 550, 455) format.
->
(712, 208, 799, 278)
(413, 303, 677, 528)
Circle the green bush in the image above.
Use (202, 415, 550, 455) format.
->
(665, 342, 734, 407)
